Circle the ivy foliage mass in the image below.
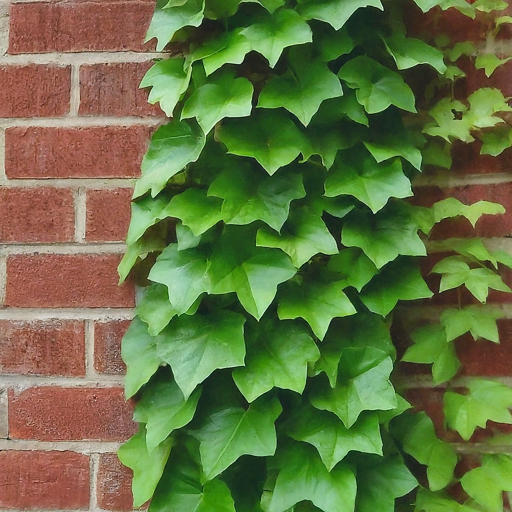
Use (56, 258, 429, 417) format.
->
(119, 0, 512, 510)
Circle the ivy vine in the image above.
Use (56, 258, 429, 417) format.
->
(118, 0, 512, 510)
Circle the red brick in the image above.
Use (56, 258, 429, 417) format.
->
(0, 65, 70, 117)
(0, 451, 89, 510)
(5, 254, 135, 308)
(94, 320, 130, 375)
(79, 62, 163, 117)
(0, 188, 75, 243)
(9, 1, 154, 54)
(9, 387, 136, 441)
(0, 320, 85, 377)
(97, 453, 135, 511)
(87, 189, 132, 242)
(5, 126, 150, 179)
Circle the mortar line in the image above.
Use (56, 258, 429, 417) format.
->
(0, 127, 6, 181)
(413, 172, 512, 187)
(0, 388, 8, 439)
(0, 439, 122, 453)
(0, 374, 125, 388)
(0, 116, 163, 128)
(0, 0, 9, 58)
(85, 319, 97, 378)
(90, 453, 100, 511)
(0, 51, 165, 65)
(1, 243, 126, 255)
(0, 178, 135, 189)
(0, 308, 134, 321)
(74, 187, 87, 243)
(395, 375, 512, 389)
(69, 63, 80, 116)
(0, 254, 7, 306)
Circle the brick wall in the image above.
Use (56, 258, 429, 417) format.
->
(0, 0, 163, 509)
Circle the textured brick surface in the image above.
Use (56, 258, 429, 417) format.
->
(94, 320, 129, 375)
(9, 387, 136, 441)
(0, 451, 90, 510)
(79, 62, 162, 117)
(97, 453, 135, 511)
(86, 189, 133, 242)
(0, 65, 70, 117)
(5, 126, 150, 179)
(9, 1, 155, 53)
(0, 188, 75, 243)
(0, 320, 85, 377)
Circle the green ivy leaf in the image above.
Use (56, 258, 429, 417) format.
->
(360, 258, 433, 316)
(134, 120, 206, 198)
(411, 0, 475, 17)
(217, 110, 310, 175)
(192, 396, 282, 480)
(297, 0, 383, 31)
(466, 87, 512, 129)
(415, 489, 481, 512)
(342, 207, 426, 269)
(240, 0, 285, 12)
(432, 198, 506, 227)
(241, 9, 312, 67)
(461, 454, 512, 512)
(122, 318, 161, 399)
(277, 280, 357, 340)
(209, 227, 297, 319)
(256, 206, 338, 268)
(146, 0, 205, 51)
(423, 98, 473, 142)
(392, 412, 457, 491)
(141, 58, 192, 117)
(118, 427, 174, 507)
(267, 442, 356, 512)
(286, 407, 383, 471)
(480, 125, 512, 156)
(157, 310, 246, 399)
(126, 194, 171, 246)
(148, 244, 210, 314)
(118, 235, 166, 284)
(314, 25, 355, 62)
(134, 380, 201, 452)
(208, 165, 305, 232)
(440, 306, 504, 342)
(339, 56, 416, 114)
(258, 50, 343, 126)
(402, 324, 460, 385)
(324, 149, 412, 213)
(475, 53, 512, 77)
(444, 379, 512, 440)
(136, 284, 178, 336)
(310, 347, 397, 428)
(233, 319, 320, 402)
(327, 249, 378, 292)
(434, 238, 498, 267)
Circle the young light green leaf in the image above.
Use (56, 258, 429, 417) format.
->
(277, 280, 357, 340)
(440, 306, 504, 342)
(342, 207, 426, 269)
(310, 347, 397, 428)
(256, 206, 338, 268)
(327, 249, 378, 292)
(324, 149, 412, 213)
(258, 50, 343, 126)
(297, 0, 383, 31)
(286, 407, 383, 471)
(209, 227, 297, 319)
(433, 238, 498, 266)
(134, 380, 201, 452)
(267, 442, 356, 512)
(339, 56, 416, 114)
(182, 72, 253, 134)
(480, 125, 512, 156)
(402, 324, 460, 385)
(134, 120, 206, 198)
(241, 9, 312, 67)
(466, 87, 512, 129)
(148, 244, 210, 314)
(217, 110, 310, 175)
(122, 318, 161, 399)
(475, 53, 512, 77)
(461, 454, 512, 512)
(140, 58, 191, 117)
(360, 258, 433, 316)
(208, 165, 305, 232)
(233, 318, 320, 402)
(432, 197, 506, 227)
(415, 489, 481, 512)
(192, 396, 282, 480)
(136, 284, 178, 336)
(423, 98, 473, 142)
(444, 379, 512, 440)
(473, 0, 507, 12)
(157, 310, 246, 399)
(146, 0, 205, 51)
(392, 412, 457, 490)
(422, 139, 452, 169)
(411, 0, 475, 17)
(118, 427, 174, 507)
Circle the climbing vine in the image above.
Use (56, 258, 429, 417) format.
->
(118, 0, 512, 510)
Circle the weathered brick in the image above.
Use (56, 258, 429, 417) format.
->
(97, 453, 135, 511)
(0, 188, 75, 243)
(0, 320, 85, 377)
(5, 126, 150, 179)
(79, 62, 163, 117)
(0, 451, 90, 510)
(9, 387, 136, 441)
(0, 65, 70, 117)
(9, 1, 154, 54)
(94, 320, 129, 375)
(5, 254, 135, 308)
(87, 189, 133, 242)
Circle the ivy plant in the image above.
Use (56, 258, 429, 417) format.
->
(118, 0, 512, 510)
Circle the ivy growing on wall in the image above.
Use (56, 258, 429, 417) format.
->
(118, 0, 512, 510)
